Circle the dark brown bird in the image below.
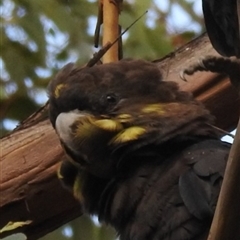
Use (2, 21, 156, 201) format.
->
(48, 60, 230, 240)
(202, 0, 240, 57)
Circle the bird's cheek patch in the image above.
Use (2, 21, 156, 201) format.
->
(94, 119, 123, 132)
(110, 126, 146, 144)
(75, 121, 92, 136)
(54, 83, 67, 98)
(141, 104, 165, 114)
(73, 118, 123, 145)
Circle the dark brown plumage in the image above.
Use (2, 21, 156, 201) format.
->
(48, 60, 230, 240)
(202, 0, 240, 57)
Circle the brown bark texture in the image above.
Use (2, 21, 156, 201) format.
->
(0, 33, 239, 239)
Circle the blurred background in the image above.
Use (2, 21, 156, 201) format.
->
(1, 0, 205, 239)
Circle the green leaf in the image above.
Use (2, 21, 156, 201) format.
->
(0, 221, 32, 234)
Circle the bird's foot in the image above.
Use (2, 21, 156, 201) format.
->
(180, 56, 240, 91)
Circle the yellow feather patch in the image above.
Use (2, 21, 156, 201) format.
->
(74, 116, 96, 138)
(73, 174, 83, 202)
(54, 83, 66, 98)
(94, 119, 123, 131)
(57, 165, 63, 179)
(141, 104, 165, 114)
(111, 126, 146, 144)
(115, 114, 132, 123)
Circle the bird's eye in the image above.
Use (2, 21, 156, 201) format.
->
(106, 94, 117, 103)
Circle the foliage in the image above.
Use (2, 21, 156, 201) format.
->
(0, 0, 205, 239)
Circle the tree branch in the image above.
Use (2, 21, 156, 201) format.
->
(102, 0, 121, 62)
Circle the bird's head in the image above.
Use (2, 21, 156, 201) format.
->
(48, 59, 216, 177)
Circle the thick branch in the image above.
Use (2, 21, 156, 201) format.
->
(0, 33, 239, 239)
(0, 119, 81, 239)
(207, 118, 240, 240)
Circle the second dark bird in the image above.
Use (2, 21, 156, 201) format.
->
(202, 0, 240, 57)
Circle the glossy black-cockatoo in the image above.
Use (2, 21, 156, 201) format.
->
(202, 0, 240, 57)
(48, 60, 230, 240)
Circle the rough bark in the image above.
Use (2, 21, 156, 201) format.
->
(0, 33, 239, 239)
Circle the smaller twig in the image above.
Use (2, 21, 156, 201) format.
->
(94, 0, 103, 48)
(207, 124, 235, 138)
(87, 11, 148, 67)
(86, 42, 112, 67)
